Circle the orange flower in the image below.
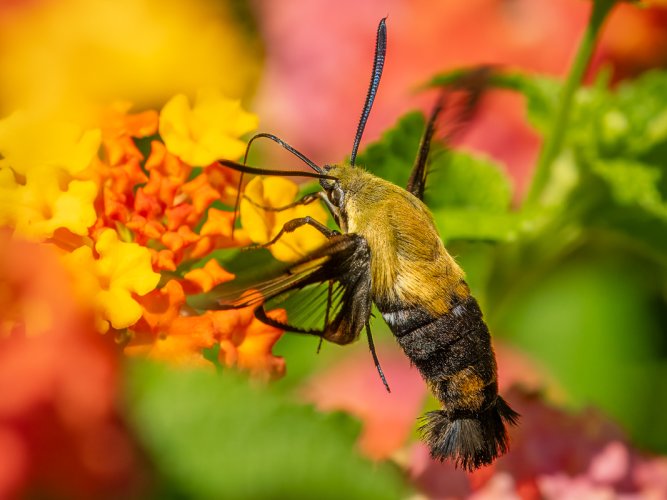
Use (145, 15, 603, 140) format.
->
(97, 101, 158, 141)
(143, 141, 192, 209)
(182, 259, 235, 294)
(180, 173, 224, 216)
(0, 92, 287, 381)
(200, 207, 250, 248)
(132, 279, 186, 340)
(92, 115, 249, 272)
(126, 304, 285, 378)
(232, 307, 287, 380)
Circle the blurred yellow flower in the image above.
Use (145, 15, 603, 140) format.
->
(159, 89, 258, 166)
(0, 111, 101, 240)
(0, 0, 261, 118)
(0, 167, 98, 240)
(0, 110, 101, 176)
(64, 229, 160, 333)
(241, 177, 329, 262)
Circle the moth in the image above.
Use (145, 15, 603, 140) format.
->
(209, 18, 518, 470)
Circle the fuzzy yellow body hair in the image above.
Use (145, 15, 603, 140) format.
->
(327, 163, 468, 316)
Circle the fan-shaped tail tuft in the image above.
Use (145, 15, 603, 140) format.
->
(419, 397, 519, 471)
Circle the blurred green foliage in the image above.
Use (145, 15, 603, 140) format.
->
(124, 361, 409, 499)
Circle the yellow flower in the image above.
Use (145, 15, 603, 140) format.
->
(0, 166, 98, 240)
(159, 89, 258, 166)
(0, 111, 101, 240)
(241, 177, 329, 262)
(0, 110, 101, 176)
(0, 0, 261, 118)
(63, 229, 160, 333)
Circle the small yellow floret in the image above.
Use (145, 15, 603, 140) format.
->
(159, 89, 258, 166)
(64, 229, 160, 333)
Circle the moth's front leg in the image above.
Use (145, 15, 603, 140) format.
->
(254, 216, 339, 250)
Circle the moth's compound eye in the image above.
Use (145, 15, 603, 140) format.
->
(328, 186, 344, 207)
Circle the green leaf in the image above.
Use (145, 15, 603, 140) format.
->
(496, 69, 667, 167)
(424, 150, 512, 211)
(571, 158, 667, 262)
(432, 209, 520, 242)
(426, 149, 515, 241)
(124, 361, 409, 500)
(611, 70, 667, 161)
(591, 159, 667, 220)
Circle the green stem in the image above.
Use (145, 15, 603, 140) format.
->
(524, 0, 617, 208)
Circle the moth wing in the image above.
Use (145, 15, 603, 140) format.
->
(407, 66, 493, 200)
(196, 234, 373, 343)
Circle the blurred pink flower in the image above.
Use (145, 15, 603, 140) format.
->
(301, 340, 550, 460)
(409, 388, 667, 499)
(301, 341, 427, 459)
(253, 0, 667, 199)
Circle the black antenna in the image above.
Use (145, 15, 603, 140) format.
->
(218, 159, 336, 180)
(350, 17, 387, 166)
(244, 132, 324, 173)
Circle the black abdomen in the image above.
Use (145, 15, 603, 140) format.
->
(379, 293, 518, 470)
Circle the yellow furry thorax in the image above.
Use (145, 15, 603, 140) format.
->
(324, 163, 468, 316)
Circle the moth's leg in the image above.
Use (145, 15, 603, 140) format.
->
(243, 191, 323, 212)
(319, 320, 391, 396)
(247, 233, 372, 350)
(255, 216, 339, 250)
(316, 280, 334, 354)
(321, 324, 358, 345)
(366, 322, 391, 393)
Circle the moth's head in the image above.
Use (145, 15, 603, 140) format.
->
(319, 164, 342, 203)
(319, 163, 365, 231)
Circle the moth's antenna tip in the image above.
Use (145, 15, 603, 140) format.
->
(350, 15, 388, 167)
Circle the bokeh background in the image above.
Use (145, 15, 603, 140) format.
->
(2, 0, 667, 498)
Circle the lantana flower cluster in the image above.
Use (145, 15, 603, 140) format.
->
(0, 89, 324, 378)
